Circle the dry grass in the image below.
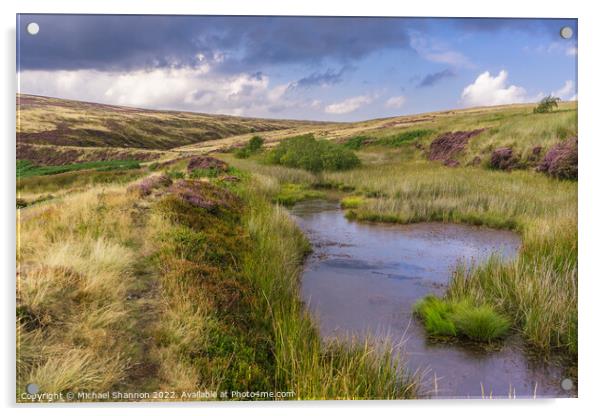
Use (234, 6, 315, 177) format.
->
(17, 185, 146, 397)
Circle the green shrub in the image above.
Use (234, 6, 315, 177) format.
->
(413, 295, 510, 342)
(267, 134, 360, 173)
(189, 167, 219, 179)
(533, 95, 560, 113)
(234, 148, 251, 159)
(165, 170, 185, 179)
(343, 136, 369, 150)
(248, 135, 264, 151)
(235, 135, 265, 159)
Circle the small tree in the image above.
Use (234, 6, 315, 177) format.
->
(533, 95, 560, 113)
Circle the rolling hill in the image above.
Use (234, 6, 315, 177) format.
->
(16, 94, 326, 150)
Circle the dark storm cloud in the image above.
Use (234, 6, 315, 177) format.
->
(17, 14, 413, 71)
(417, 68, 455, 88)
(454, 18, 578, 39)
(291, 66, 353, 89)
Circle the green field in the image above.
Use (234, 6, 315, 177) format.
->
(17, 159, 141, 178)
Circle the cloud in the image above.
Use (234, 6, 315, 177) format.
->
(385, 95, 406, 109)
(418, 68, 455, 88)
(460, 70, 528, 106)
(552, 80, 576, 100)
(290, 67, 351, 89)
(18, 66, 312, 117)
(325, 95, 372, 114)
(455, 18, 577, 40)
(18, 14, 413, 72)
(410, 33, 473, 68)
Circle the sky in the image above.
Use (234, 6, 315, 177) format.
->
(17, 15, 577, 121)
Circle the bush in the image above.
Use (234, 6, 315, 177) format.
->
(235, 136, 265, 159)
(343, 136, 369, 150)
(413, 295, 510, 342)
(267, 134, 360, 173)
(533, 95, 560, 113)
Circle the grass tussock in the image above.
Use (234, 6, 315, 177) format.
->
(414, 295, 510, 342)
(274, 183, 325, 206)
(340, 195, 365, 209)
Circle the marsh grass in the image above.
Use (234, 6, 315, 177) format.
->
(414, 295, 510, 342)
(274, 183, 325, 206)
(237, 179, 418, 398)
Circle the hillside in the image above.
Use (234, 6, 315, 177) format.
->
(16, 94, 325, 150)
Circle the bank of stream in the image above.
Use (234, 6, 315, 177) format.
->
(289, 198, 574, 398)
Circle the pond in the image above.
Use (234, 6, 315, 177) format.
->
(289, 199, 574, 399)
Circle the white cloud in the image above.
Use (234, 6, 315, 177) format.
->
(460, 70, 528, 107)
(566, 46, 578, 56)
(410, 32, 473, 68)
(18, 65, 314, 118)
(310, 99, 322, 109)
(385, 95, 406, 109)
(549, 80, 577, 101)
(325, 95, 372, 114)
(552, 80, 576, 100)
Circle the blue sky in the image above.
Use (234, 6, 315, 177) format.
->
(17, 15, 577, 121)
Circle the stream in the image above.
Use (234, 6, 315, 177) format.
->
(289, 199, 574, 399)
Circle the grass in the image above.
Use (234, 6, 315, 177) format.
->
(414, 295, 510, 342)
(17, 159, 141, 178)
(17, 168, 146, 199)
(17, 185, 150, 398)
(340, 195, 365, 209)
(237, 178, 418, 398)
(375, 129, 434, 147)
(274, 183, 325, 206)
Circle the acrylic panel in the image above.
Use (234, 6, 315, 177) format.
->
(16, 14, 578, 402)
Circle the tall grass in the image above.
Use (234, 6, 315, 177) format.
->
(17, 185, 148, 398)
(237, 178, 418, 399)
